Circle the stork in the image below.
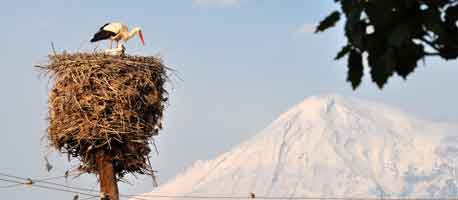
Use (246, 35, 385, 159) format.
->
(90, 22, 145, 49)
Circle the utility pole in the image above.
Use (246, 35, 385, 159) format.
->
(250, 192, 256, 199)
(96, 151, 119, 200)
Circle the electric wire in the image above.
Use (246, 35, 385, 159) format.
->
(0, 172, 99, 193)
(123, 193, 458, 200)
(0, 177, 99, 198)
(1, 172, 458, 200)
(80, 195, 100, 200)
(34, 171, 79, 182)
(0, 183, 23, 188)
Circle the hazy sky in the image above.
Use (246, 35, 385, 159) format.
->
(1, 1, 457, 199)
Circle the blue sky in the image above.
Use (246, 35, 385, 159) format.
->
(1, 1, 457, 199)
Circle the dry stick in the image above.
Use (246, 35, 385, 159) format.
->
(146, 156, 158, 187)
(50, 41, 57, 56)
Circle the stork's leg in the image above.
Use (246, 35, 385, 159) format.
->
(116, 40, 119, 48)
(108, 40, 113, 49)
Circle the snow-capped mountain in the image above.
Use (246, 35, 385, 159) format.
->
(142, 95, 458, 199)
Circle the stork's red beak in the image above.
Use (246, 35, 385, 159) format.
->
(138, 30, 145, 46)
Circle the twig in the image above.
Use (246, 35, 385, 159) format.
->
(420, 37, 440, 52)
(51, 42, 57, 56)
(146, 156, 158, 187)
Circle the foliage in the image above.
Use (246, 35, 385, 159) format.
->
(317, 0, 458, 89)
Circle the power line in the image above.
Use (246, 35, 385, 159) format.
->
(1, 172, 458, 200)
(0, 183, 23, 188)
(0, 171, 79, 182)
(0, 172, 99, 194)
(124, 193, 458, 200)
(80, 195, 99, 200)
(0, 173, 139, 200)
(0, 177, 99, 198)
(35, 171, 80, 182)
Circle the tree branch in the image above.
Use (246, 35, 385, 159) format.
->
(420, 37, 440, 52)
(424, 52, 441, 56)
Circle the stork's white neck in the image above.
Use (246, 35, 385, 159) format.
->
(124, 27, 141, 41)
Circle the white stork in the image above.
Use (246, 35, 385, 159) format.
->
(90, 22, 145, 49)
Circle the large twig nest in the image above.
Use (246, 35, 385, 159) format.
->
(39, 53, 169, 177)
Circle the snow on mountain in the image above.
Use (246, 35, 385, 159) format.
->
(140, 95, 458, 199)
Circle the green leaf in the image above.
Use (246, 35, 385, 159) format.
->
(347, 50, 364, 90)
(345, 20, 366, 50)
(322, 0, 458, 88)
(439, 46, 458, 60)
(395, 42, 423, 78)
(369, 48, 396, 89)
(315, 11, 341, 33)
(388, 24, 411, 48)
(424, 8, 445, 35)
(335, 45, 352, 60)
(445, 5, 458, 26)
(341, 0, 353, 14)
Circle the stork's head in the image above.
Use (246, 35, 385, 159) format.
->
(133, 27, 145, 46)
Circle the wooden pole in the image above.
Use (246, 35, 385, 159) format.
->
(96, 151, 119, 200)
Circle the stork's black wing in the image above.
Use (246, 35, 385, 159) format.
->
(100, 23, 110, 30)
(90, 29, 116, 42)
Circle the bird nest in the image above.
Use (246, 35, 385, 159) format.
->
(38, 53, 169, 177)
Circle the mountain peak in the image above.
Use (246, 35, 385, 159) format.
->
(296, 94, 343, 110)
(271, 95, 363, 131)
(141, 96, 458, 199)
(275, 94, 345, 121)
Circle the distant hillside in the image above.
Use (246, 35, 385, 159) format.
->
(140, 95, 458, 199)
